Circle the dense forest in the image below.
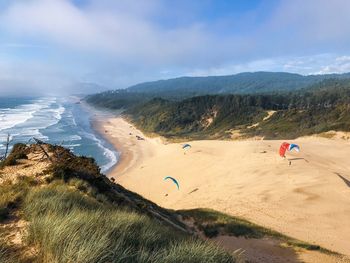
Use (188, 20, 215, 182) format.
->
(86, 76, 350, 139)
(128, 71, 350, 95)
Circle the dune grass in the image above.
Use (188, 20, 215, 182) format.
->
(180, 208, 327, 253)
(23, 182, 236, 263)
(0, 226, 23, 263)
(0, 241, 20, 263)
(0, 176, 35, 221)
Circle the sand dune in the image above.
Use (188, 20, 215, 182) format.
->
(96, 116, 350, 257)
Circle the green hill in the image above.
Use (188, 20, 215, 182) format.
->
(87, 74, 350, 140)
(86, 71, 350, 111)
(124, 78, 350, 140)
(128, 71, 350, 95)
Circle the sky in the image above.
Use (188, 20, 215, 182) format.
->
(1, 0, 350, 95)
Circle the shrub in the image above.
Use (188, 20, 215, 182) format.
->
(0, 143, 28, 168)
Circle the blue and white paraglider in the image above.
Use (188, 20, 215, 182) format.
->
(182, 144, 191, 150)
(288, 143, 300, 152)
(182, 143, 191, 155)
(279, 142, 300, 157)
(164, 176, 180, 190)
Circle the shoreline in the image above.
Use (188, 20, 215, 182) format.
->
(92, 110, 350, 257)
(86, 105, 153, 179)
(92, 117, 135, 178)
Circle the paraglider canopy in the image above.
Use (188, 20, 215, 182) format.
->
(182, 144, 191, 150)
(279, 142, 300, 157)
(164, 176, 179, 190)
(279, 142, 290, 157)
(289, 144, 300, 152)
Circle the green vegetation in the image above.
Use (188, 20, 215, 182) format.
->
(180, 208, 271, 239)
(0, 176, 35, 221)
(87, 72, 350, 110)
(246, 105, 350, 139)
(23, 183, 234, 263)
(0, 239, 21, 263)
(180, 209, 326, 252)
(86, 90, 156, 110)
(0, 143, 28, 168)
(126, 95, 269, 139)
(128, 72, 350, 95)
(0, 177, 36, 263)
(91, 78, 350, 139)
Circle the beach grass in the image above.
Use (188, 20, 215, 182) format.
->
(22, 181, 236, 263)
(0, 176, 34, 221)
(0, 223, 24, 263)
(0, 241, 20, 263)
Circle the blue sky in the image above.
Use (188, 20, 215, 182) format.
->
(1, 0, 350, 95)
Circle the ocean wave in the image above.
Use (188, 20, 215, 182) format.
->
(0, 97, 66, 133)
(64, 111, 77, 126)
(100, 147, 118, 173)
(0, 104, 40, 132)
(47, 106, 65, 121)
(62, 143, 81, 149)
(11, 128, 49, 141)
(0, 97, 118, 173)
(68, 135, 82, 141)
(80, 130, 118, 173)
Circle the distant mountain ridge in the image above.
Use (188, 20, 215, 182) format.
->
(86, 71, 350, 113)
(127, 71, 350, 95)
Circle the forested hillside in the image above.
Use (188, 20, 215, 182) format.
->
(86, 71, 350, 109)
(128, 71, 350, 95)
(87, 76, 350, 140)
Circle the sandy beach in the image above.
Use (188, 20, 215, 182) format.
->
(95, 115, 350, 258)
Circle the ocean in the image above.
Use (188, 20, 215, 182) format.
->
(0, 96, 118, 173)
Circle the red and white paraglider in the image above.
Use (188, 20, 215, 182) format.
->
(279, 142, 300, 158)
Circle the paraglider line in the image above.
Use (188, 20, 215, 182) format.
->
(288, 157, 309, 163)
(335, 172, 350, 188)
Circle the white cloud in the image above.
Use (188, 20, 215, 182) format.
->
(0, 0, 216, 66)
(1, 0, 350, 95)
(186, 54, 350, 77)
(315, 56, 350, 74)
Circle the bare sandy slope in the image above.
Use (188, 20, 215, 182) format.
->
(99, 117, 350, 257)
